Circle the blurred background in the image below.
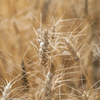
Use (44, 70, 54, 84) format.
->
(0, 0, 100, 98)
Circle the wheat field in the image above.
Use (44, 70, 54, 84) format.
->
(0, 0, 100, 100)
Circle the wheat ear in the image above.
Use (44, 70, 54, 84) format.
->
(21, 61, 29, 92)
(64, 38, 92, 87)
(1, 81, 12, 100)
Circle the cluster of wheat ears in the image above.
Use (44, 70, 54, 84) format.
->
(0, 16, 99, 100)
(0, 0, 100, 100)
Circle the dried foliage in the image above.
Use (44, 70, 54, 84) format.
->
(0, 0, 100, 100)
